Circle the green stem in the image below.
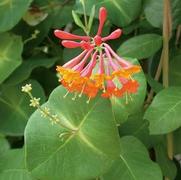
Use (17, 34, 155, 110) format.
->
(27, 92, 76, 132)
(38, 105, 75, 131)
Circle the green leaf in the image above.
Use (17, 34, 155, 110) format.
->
(111, 58, 146, 124)
(0, 171, 33, 180)
(144, 0, 163, 28)
(103, 136, 162, 180)
(0, 33, 23, 84)
(155, 143, 177, 180)
(0, 80, 45, 136)
(117, 34, 162, 59)
(144, 87, 181, 134)
(5, 56, 58, 86)
(88, 5, 95, 33)
(146, 74, 163, 93)
(25, 86, 120, 180)
(169, 54, 181, 86)
(119, 112, 162, 148)
(0, 0, 32, 32)
(122, 21, 139, 35)
(52, 5, 74, 28)
(72, 10, 86, 31)
(75, 0, 142, 27)
(144, 0, 181, 29)
(0, 149, 33, 180)
(0, 136, 10, 155)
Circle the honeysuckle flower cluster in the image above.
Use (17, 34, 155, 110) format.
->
(55, 7, 141, 102)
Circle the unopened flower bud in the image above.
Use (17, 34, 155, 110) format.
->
(97, 7, 107, 36)
(30, 97, 40, 107)
(54, 30, 90, 41)
(99, 7, 107, 26)
(102, 29, 122, 41)
(22, 84, 32, 93)
(62, 40, 81, 48)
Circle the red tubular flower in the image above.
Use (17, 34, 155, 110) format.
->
(102, 29, 122, 41)
(55, 7, 142, 103)
(97, 7, 107, 36)
(62, 40, 81, 48)
(54, 30, 90, 41)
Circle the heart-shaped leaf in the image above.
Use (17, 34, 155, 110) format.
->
(25, 86, 120, 180)
(103, 136, 162, 180)
(144, 87, 181, 134)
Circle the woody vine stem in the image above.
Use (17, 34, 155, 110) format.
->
(162, 0, 173, 180)
(142, 0, 173, 179)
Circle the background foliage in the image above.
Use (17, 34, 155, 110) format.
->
(0, 0, 181, 179)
